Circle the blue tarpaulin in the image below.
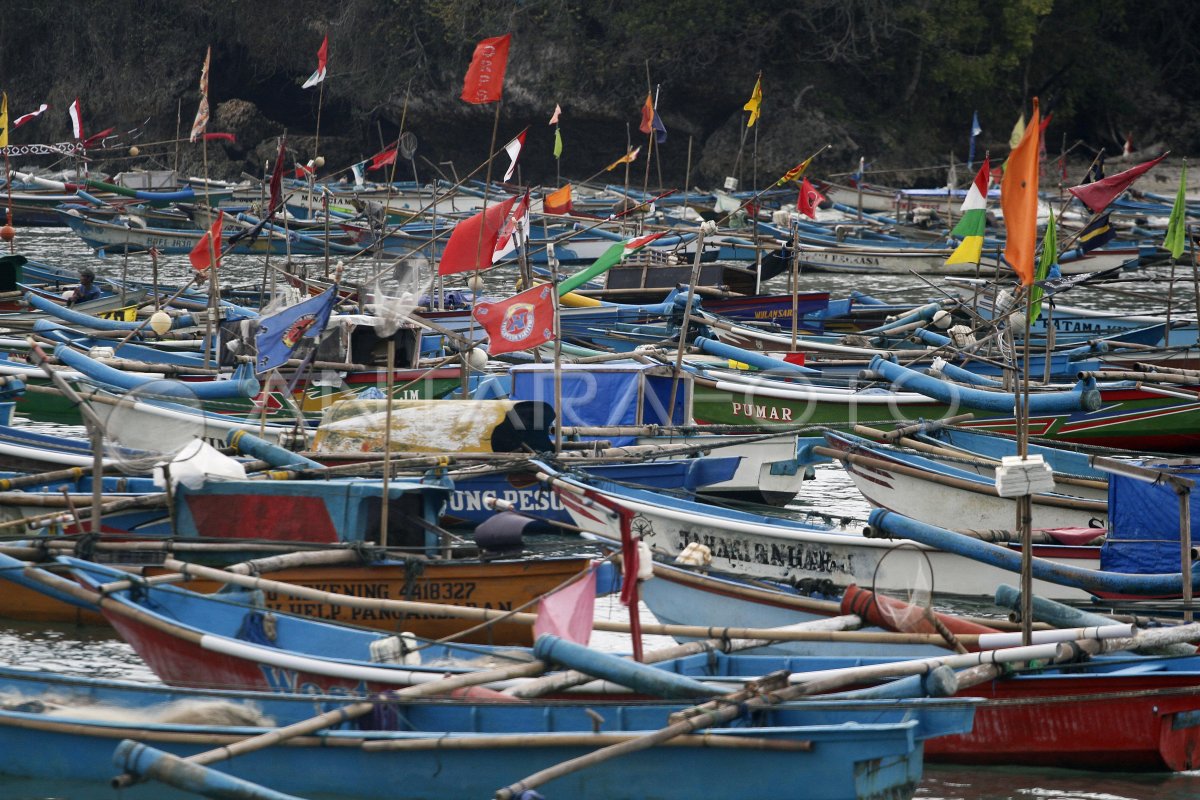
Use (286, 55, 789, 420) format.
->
(1100, 463, 1200, 574)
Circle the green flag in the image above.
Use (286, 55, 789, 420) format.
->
(1164, 163, 1189, 260)
(557, 232, 665, 296)
(553, 127, 563, 160)
(1030, 208, 1056, 321)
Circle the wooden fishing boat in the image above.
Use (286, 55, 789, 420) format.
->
(0, 663, 973, 800)
(537, 462, 1100, 601)
(57, 207, 360, 256)
(817, 430, 1108, 531)
(690, 356, 1200, 453)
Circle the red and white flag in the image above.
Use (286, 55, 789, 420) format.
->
(797, 177, 826, 219)
(472, 283, 555, 356)
(532, 569, 596, 646)
(438, 195, 519, 276)
(14, 103, 48, 129)
(68, 98, 84, 140)
(301, 35, 329, 89)
(548, 103, 562, 125)
(460, 33, 511, 105)
(502, 128, 526, 182)
(492, 190, 530, 262)
(188, 211, 223, 273)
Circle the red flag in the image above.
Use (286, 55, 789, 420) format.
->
(533, 569, 596, 646)
(460, 33, 512, 104)
(368, 144, 397, 172)
(638, 92, 655, 135)
(1002, 98, 1041, 286)
(81, 127, 116, 149)
(438, 195, 519, 275)
(188, 212, 223, 273)
(797, 177, 825, 219)
(268, 136, 287, 216)
(472, 283, 555, 355)
(1068, 152, 1168, 214)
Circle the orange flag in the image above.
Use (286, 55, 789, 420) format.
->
(544, 184, 572, 215)
(1001, 97, 1040, 286)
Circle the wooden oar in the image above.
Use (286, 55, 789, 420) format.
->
(112, 657, 550, 790)
(495, 624, 1200, 799)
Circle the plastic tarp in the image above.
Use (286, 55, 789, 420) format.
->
(1100, 463, 1200, 574)
(510, 363, 686, 446)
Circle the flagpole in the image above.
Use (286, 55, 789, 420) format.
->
(314, 79, 324, 162)
(463, 99, 504, 400)
(550, 259, 563, 457)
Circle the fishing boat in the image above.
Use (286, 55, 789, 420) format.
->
(537, 462, 1100, 601)
(690, 355, 1200, 453)
(0, 662, 974, 800)
(816, 429, 1108, 531)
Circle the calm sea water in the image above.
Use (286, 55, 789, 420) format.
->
(2, 224, 1198, 798)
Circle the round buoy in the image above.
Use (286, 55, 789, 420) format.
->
(932, 309, 953, 329)
(148, 310, 173, 335)
(129, 145, 140, 157)
(467, 275, 485, 293)
(313, 156, 326, 169)
(0, 225, 15, 242)
(467, 348, 488, 369)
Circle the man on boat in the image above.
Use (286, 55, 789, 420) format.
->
(66, 268, 101, 306)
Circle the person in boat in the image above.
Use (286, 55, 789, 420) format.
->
(65, 268, 101, 306)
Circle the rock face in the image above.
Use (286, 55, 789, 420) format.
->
(3, 2, 1196, 187)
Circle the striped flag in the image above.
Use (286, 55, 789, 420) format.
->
(301, 35, 328, 89)
(945, 157, 990, 265)
(68, 98, 84, 140)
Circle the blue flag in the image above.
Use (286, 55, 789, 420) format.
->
(254, 286, 337, 374)
(967, 111, 981, 170)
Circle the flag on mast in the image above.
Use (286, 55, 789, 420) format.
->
(1164, 163, 1189, 261)
(1001, 98, 1041, 286)
(548, 104, 561, 125)
(68, 98, 84, 140)
(1030, 208, 1057, 320)
(604, 146, 640, 171)
(945, 157, 991, 265)
(1067, 152, 1168, 214)
(967, 111, 981, 170)
(0, 94, 8, 148)
(502, 128, 526, 182)
(188, 211, 223, 273)
(743, 75, 762, 128)
(13, 103, 48, 129)
(188, 46, 211, 143)
(473, 284, 555, 355)
(461, 33, 512, 104)
(302, 35, 329, 88)
(438, 195, 521, 275)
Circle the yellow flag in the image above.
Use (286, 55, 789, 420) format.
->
(1008, 112, 1025, 149)
(604, 146, 640, 171)
(0, 93, 8, 148)
(775, 155, 813, 186)
(743, 75, 762, 128)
